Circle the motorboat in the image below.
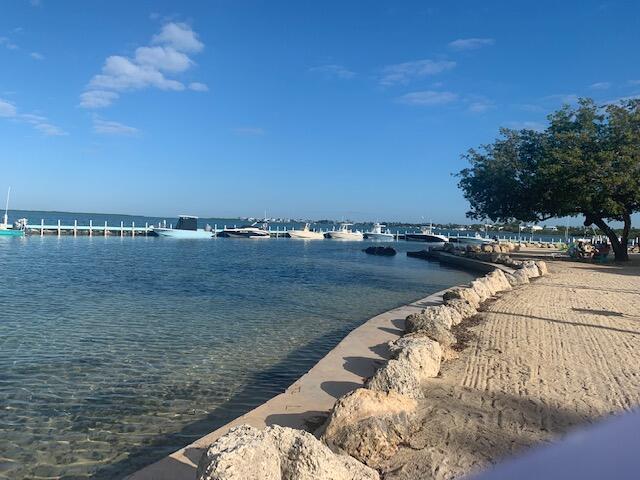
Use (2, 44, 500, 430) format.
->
(288, 223, 325, 240)
(405, 225, 448, 244)
(327, 223, 363, 241)
(448, 232, 495, 246)
(221, 222, 270, 239)
(364, 223, 394, 241)
(0, 187, 25, 237)
(152, 216, 214, 239)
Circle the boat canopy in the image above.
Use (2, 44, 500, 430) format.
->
(176, 216, 198, 231)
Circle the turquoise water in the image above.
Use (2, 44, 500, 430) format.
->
(0, 231, 474, 479)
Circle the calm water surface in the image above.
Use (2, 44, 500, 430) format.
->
(0, 235, 474, 479)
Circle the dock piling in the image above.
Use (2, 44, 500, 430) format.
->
(89, 220, 93, 237)
(73, 220, 77, 237)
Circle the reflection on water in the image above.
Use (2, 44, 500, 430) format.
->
(0, 236, 474, 479)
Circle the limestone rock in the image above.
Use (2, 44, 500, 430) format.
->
(197, 424, 379, 480)
(399, 318, 456, 347)
(471, 278, 493, 302)
(406, 305, 463, 331)
(368, 335, 442, 398)
(521, 260, 540, 279)
(444, 298, 477, 319)
(506, 269, 530, 286)
(443, 287, 481, 308)
(535, 260, 549, 276)
(322, 388, 416, 469)
(485, 269, 513, 293)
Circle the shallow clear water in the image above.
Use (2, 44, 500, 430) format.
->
(0, 235, 474, 479)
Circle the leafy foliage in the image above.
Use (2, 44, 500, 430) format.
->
(457, 98, 640, 260)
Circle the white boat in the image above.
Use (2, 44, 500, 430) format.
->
(153, 216, 213, 239)
(222, 222, 270, 239)
(448, 233, 495, 246)
(364, 223, 394, 241)
(0, 187, 25, 237)
(405, 225, 448, 244)
(327, 223, 363, 241)
(288, 223, 325, 240)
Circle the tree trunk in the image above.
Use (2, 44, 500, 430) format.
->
(587, 216, 629, 261)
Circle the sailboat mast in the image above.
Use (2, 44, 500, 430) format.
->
(3, 186, 10, 226)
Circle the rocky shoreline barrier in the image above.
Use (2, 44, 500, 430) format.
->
(194, 255, 549, 480)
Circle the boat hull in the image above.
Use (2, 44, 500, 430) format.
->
(0, 229, 25, 237)
(327, 231, 364, 241)
(288, 230, 325, 239)
(364, 232, 394, 241)
(153, 228, 213, 239)
(222, 230, 270, 239)
(449, 236, 494, 246)
(405, 233, 448, 243)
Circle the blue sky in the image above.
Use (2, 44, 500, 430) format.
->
(0, 0, 638, 223)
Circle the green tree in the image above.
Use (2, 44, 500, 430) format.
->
(458, 98, 640, 261)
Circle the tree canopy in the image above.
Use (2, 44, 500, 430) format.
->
(457, 98, 640, 261)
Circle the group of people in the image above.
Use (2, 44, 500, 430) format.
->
(567, 240, 611, 261)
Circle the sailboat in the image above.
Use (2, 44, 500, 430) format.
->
(0, 187, 25, 237)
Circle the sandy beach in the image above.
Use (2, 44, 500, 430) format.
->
(382, 258, 640, 479)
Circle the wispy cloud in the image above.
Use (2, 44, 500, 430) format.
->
(504, 120, 546, 131)
(93, 118, 139, 136)
(448, 38, 495, 51)
(188, 82, 209, 92)
(589, 81, 611, 90)
(627, 80, 640, 86)
(0, 97, 67, 135)
(380, 59, 456, 86)
(79, 90, 120, 108)
(30, 51, 44, 60)
(468, 99, 494, 113)
(82, 22, 206, 109)
(0, 36, 19, 50)
(397, 90, 458, 106)
(309, 64, 356, 80)
(0, 99, 18, 117)
(232, 127, 265, 136)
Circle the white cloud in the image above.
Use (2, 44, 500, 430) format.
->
(468, 100, 494, 113)
(188, 82, 209, 92)
(628, 80, 640, 86)
(135, 46, 193, 72)
(232, 127, 265, 136)
(30, 52, 44, 60)
(89, 55, 185, 91)
(93, 118, 139, 136)
(380, 59, 456, 86)
(448, 38, 495, 51)
(79, 90, 119, 108)
(152, 22, 204, 53)
(398, 90, 458, 106)
(82, 22, 206, 109)
(309, 64, 356, 80)
(0, 97, 67, 135)
(0, 99, 17, 117)
(589, 82, 611, 90)
(34, 122, 67, 136)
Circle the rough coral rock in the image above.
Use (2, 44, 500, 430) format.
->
(405, 305, 463, 331)
(443, 287, 481, 308)
(197, 424, 379, 480)
(535, 260, 549, 276)
(521, 260, 540, 279)
(399, 318, 456, 348)
(486, 269, 513, 293)
(506, 269, 530, 286)
(321, 388, 416, 469)
(443, 298, 477, 320)
(367, 335, 442, 398)
(471, 278, 493, 302)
